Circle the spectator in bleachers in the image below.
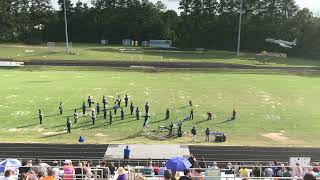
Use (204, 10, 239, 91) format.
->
(264, 163, 274, 177)
(274, 164, 285, 177)
(304, 173, 316, 180)
(281, 167, 293, 179)
(116, 167, 128, 180)
(38, 170, 45, 180)
(74, 162, 84, 180)
(3, 170, 15, 180)
(225, 162, 234, 175)
(293, 163, 303, 178)
(251, 164, 261, 177)
(238, 165, 249, 177)
(63, 160, 74, 180)
(188, 154, 196, 168)
(32, 158, 50, 176)
(109, 162, 116, 176)
(313, 167, 320, 177)
(19, 173, 27, 180)
(191, 169, 204, 180)
(152, 163, 160, 175)
(19, 160, 32, 174)
(303, 166, 315, 177)
(51, 161, 60, 180)
(99, 161, 110, 179)
(143, 163, 153, 176)
(43, 169, 55, 180)
(179, 169, 192, 180)
(163, 170, 172, 180)
(159, 162, 167, 176)
(211, 162, 219, 170)
(83, 161, 93, 178)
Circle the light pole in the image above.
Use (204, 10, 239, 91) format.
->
(63, 0, 70, 53)
(237, 0, 243, 57)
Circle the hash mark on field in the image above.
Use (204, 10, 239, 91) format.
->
(6, 95, 17, 99)
(11, 111, 31, 116)
(0, 105, 9, 108)
(9, 128, 18, 132)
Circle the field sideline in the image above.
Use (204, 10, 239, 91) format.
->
(0, 43, 319, 67)
(0, 67, 319, 146)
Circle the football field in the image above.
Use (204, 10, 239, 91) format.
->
(0, 67, 319, 146)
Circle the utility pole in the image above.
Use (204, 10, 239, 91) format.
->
(64, 0, 70, 53)
(237, 0, 243, 57)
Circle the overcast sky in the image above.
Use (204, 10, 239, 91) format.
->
(51, 0, 320, 14)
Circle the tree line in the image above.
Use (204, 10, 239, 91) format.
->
(0, 0, 319, 58)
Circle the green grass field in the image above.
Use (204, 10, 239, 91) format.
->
(0, 43, 319, 67)
(0, 67, 319, 146)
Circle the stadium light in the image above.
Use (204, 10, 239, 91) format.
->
(237, 0, 243, 57)
(64, 0, 70, 53)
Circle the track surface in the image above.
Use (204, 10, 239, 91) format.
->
(23, 60, 320, 70)
(0, 143, 319, 162)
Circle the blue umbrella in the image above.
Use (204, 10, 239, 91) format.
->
(165, 156, 191, 171)
(0, 159, 21, 173)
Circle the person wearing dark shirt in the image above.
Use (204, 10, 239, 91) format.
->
(109, 162, 116, 176)
(169, 121, 174, 135)
(102, 96, 107, 107)
(130, 102, 134, 115)
(136, 107, 140, 120)
(124, 145, 130, 159)
(191, 127, 196, 142)
(38, 109, 43, 124)
(75, 162, 84, 180)
(205, 128, 210, 142)
(145, 102, 149, 114)
(66, 117, 71, 133)
(88, 96, 92, 108)
(207, 112, 212, 120)
(103, 107, 107, 119)
(82, 101, 86, 115)
(19, 160, 31, 175)
(189, 109, 194, 120)
(121, 108, 125, 120)
(109, 111, 113, 125)
(281, 167, 293, 179)
(59, 102, 63, 115)
(113, 102, 118, 114)
(225, 162, 234, 175)
(74, 109, 78, 123)
(177, 121, 182, 137)
(166, 109, 170, 119)
(189, 100, 192, 107)
(124, 95, 129, 107)
(179, 169, 192, 180)
(232, 108, 237, 120)
(188, 154, 196, 168)
(303, 173, 316, 180)
(96, 103, 100, 114)
(143, 114, 150, 128)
